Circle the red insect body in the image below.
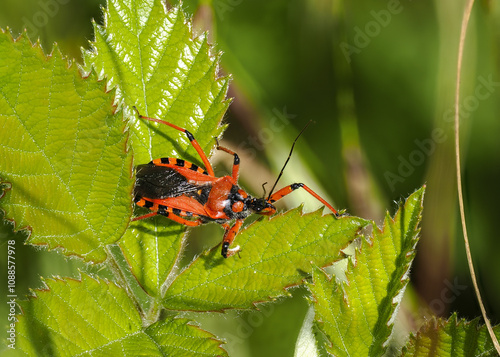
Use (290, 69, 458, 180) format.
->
(132, 107, 340, 258)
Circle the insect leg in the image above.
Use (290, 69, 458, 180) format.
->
(215, 138, 240, 181)
(160, 211, 203, 227)
(133, 106, 215, 176)
(267, 183, 340, 217)
(132, 198, 204, 226)
(133, 210, 203, 226)
(131, 212, 158, 221)
(221, 219, 244, 258)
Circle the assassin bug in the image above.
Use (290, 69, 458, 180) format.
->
(132, 107, 341, 258)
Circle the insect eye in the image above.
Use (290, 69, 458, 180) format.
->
(232, 201, 244, 213)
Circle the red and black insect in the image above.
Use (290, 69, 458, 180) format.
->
(132, 107, 341, 258)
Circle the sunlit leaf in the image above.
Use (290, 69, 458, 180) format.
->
(164, 207, 369, 311)
(146, 317, 228, 357)
(310, 186, 425, 356)
(294, 306, 320, 357)
(0, 30, 132, 262)
(84, 0, 229, 164)
(84, 0, 230, 296)
(16, 274, 227, 356)
(402, 313, 500, 357)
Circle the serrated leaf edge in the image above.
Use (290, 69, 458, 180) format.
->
(164, 206, 368, 312)
(0, 29, 133, 261)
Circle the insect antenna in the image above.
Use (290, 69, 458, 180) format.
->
(261, 182, 268, 198)
(267, 120, 313, 200)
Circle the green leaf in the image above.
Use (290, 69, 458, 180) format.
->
(17, 274, 142, 356)
(121, 216, 185, 297)
(84, 0, 229, 163)
(146, 317, 228, 357)
(0, 30, 132, 262)
(402, 313, 500, 357)
(16, 274, 227, 356)
(294, 306, 320, 357)
(310, 186, 425, 356)
(84, 0, 230, 296)
(163, 207, 369, 311)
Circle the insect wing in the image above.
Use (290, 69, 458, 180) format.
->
(135, 164, 200, 199)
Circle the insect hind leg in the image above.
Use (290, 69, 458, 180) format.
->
(131, 212, 158, 221)
(133, 106, 215, 176)
(133, 197, 203, 226)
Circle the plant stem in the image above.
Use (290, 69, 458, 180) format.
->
(454, 0, 500, 353)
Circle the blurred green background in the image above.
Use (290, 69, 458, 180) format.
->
(1, 0, 500, 355)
